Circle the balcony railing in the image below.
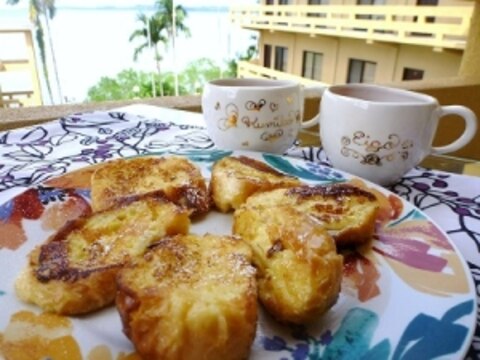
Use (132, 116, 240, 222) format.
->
(237, 60, 329, 87)
(0, 28, 42, 108)
(230, 4, 473, 50)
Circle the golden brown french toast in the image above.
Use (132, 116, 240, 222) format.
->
(210, 155, 301, 212)
(233, 206, 343, 324)
(90, 155, 209, 216)
(116, 234, 257, 360)
(241, 183, 379, 247)
(15, 194, 190, 315)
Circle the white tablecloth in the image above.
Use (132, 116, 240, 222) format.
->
(0, 105, 478, 358)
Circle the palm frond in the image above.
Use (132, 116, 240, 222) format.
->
(31, 0, 41, 15)
(133, 43, 148, 61)
(129, 29, 146, 42)
(152, 1, 190, 39)
(46, 0, 56, 19)
(136, 12, 148, 22)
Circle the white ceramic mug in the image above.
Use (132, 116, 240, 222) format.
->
(318, 84, 477, 186)
(201, 78, 323, 154)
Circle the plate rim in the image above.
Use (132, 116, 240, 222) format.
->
(0, 149, 476, 359)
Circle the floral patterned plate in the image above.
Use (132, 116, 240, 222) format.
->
(0, 150, 475, 360)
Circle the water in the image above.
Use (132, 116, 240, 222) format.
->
(0, 5, 256, 103)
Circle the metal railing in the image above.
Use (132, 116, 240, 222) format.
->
(230, 4, 473, 50)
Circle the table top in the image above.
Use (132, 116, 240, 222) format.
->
(0, 104, 478, 358)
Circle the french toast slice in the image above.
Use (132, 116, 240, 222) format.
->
(90, 155, 209, 216)
(241, 183, 379, 247)
(116, 234, 257, 360)
(15, 194, 190, 315)
(209, 155, 301, 212)
(233, 206, 343, 324)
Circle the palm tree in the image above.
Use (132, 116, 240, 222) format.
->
(130, 13, 168, 97)
(6, 0, 62, 104)
(154, 0, 190, 96)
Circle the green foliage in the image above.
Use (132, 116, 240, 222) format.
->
(225, 37, 258, 78)
(154, 0, 190, 39)
(87, 69, 189, 101)
(87, 46, 258, 102)
(180, 58, 223, 94)
(161, 72, 187, 96)
(87, 69, 151, 102)
(129, 0, 191, 97)
(130, 13, 167, 61)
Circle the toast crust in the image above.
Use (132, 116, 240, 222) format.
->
(15, 194, 190, 315)
(91, 156, 209, 216)
(242, 184, 379, 246)
(210, 156, 301, 212)
(233, 206, 343, 324)
(116, 234, 257, 360)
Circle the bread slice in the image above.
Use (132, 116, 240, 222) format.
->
(116, 234, 257, 360)
(241, 183, 379, 247)
(233, 206, 343, 324)
(15, 194, 190, 315)
(209, 155, 301, 212)
(90, 156, 209, 216)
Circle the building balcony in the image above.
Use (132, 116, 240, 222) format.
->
(0, 28, 42, 109)
(238, 59, 329, 87)
(230, 4, 473, 51)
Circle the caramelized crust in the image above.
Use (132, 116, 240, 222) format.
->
(210, 156, 301, 212)
(15, 195, 190, 315)
(91, 156, 209, 216)
(241, 184, 379, 247)
(116, 234, 257, 360)
(233, 207, 343, 324)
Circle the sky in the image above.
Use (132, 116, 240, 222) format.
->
(0, 0, 257, 10)
(0, 0, 258, 102)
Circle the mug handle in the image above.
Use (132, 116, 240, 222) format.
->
(432, 106, 478, 154)
(301, 85, 325, 129)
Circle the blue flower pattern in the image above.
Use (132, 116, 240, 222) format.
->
(262, 301, 473, 359)
(263, 154, 345, 182)
(0, 199, 14, 221)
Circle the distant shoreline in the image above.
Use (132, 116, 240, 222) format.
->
(55, 5, 229, 12)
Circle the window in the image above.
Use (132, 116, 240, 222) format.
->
(266, 0, 274, 15)
(263, 44, 272, 68)
(402, 67, 424, 80)
(356, 0, 372, 20)
(278, 0, 290, 16)
(412, 0, 438, 35)
(347, 59, 376, 83)
(308, 0, 328, 17)
(302, 51, 323, 81)
(417, 0, 438, 23)
(274, 46, 288, 72)
(356, 0, 384, 20)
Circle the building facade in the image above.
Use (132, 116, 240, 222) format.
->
(230, 0, 474, 86)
